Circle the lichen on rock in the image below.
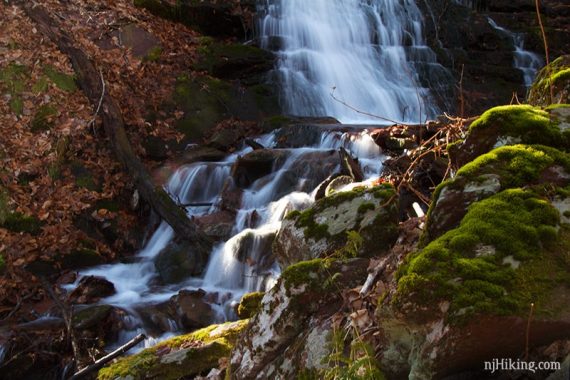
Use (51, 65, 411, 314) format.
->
(274, 184, 399, 268)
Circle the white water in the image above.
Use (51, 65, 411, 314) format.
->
(488, 17, 543, 87)
(258, 0, 440, 123)
(69, 127, 385, 351)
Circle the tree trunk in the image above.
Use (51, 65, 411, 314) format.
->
(16, 2, 211, 252)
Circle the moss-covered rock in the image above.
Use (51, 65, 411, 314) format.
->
(237, 291, 264, 319)
(396, 188, 565, 322)
(154, 237, 210, 284)
(193, 39, 274, 83)
(1, 212, 43, 235)
(528, 55, 570, 106)
(450, 104, 570, 167)
(425, 144, 570, 242)
(230, 258, 368, 379)
(98, 320, 248, 380)
(274, 184, 399, 268)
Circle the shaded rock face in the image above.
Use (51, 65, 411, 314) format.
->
(68, 275, 116, 304)
(528, 55, 570, 106)
(154, 237, 210, 284)
(134, 0, 255, 38)
(420, 0, 570, 115)
(274, 184, 399, 268)
(229, 258, 369, 379)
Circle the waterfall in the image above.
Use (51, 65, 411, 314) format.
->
(258, 0, 441, 123)
(69, 127, 386, 351)
(488, 17, 543, 87)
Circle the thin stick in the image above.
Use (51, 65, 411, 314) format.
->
(69, 334, 146, 380)
(88, 68, 106, 133)
(459, 64, 465, 119)
(535, 0, 552, 103)
(525, 302, 535, 361)
(330, 88, 403, 126)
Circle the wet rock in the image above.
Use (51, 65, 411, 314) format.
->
(273, 120, 341, 148)
(169, 289, 214, 331)
(528, 55, 570, 106)
(324, 175, 353, 197)
(154, 237, 210, 284)
(98, 320, 249, 380)
(426, 144, 570, 243)
(450, 105, 570, 168)
(195, 210, 235, 242)
(68, 275, 116, 304)
(231, 149, 288, 188)
(229, 258, 368, 379)
(181, 145, 227, 165)
(274, 184, 399, 268)
(72, 305, 126, 345)
(220, 178, 243, 211)
(231, 230, 275, 269)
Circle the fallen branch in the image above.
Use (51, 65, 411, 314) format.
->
(69, 333, 146, 380)
(16, 2, 211, 251)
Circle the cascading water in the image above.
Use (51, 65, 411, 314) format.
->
(258, 0, 441, 123)
(487, 17, 543, 87)
(70, 126, 386, 351)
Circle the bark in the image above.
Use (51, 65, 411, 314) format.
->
(16, 2, 211, 252)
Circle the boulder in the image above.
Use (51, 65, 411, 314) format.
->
(195, 210, 235, 242)
(450, 104, 570, 167)
(68, 275, 116, 304)
(229, 258, 368, 379)
(231, 149, 289, 188)
(274, 184, 399, 268)
(528, 55, 570, 106)
(378, 188, 570, 378)
(169, 289, 214, 331)
(98, 320, 249, 380)
(154, 237, 210, 284)
(237, 291, 264, 319)
(425, 144, 570, 243)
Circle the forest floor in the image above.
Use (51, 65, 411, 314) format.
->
(0, 0, 208, 328)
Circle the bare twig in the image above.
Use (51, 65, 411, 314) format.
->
(458, 64, 465, 119)
(535, 0, 553, 103)
(330, 88, 403, 126)
(69, 334, 146, 380)
(525, 302, 535, 361)
(88, 68, 105, 134)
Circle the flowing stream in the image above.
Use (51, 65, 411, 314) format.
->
(258, 0, 441, 123)
(487, 17, 543, 87)
(67, 0, 444, 352)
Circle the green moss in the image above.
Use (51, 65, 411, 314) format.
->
(31, 104, 57, 132)
(98, 320, 248, 380)
(44, 65, 77, 92)
(32, 75, 49, 93)
(357, 202, 375, 214)
(528, 56, 570, 106)
(2, 212, 43, 235)
(469, 105, 568, 149)
(9, 97, 23, 115)
(237, 291, 264, 319)
(395, 188, 566, 323)
(281, 258, 332, 292)
(144, 46, 162, 62)
(458, 144, 570, 186)
(284, 210, 301, 220)
(192, 41, 271, 75)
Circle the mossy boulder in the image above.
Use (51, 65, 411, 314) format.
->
(98, 319, 249, 380)
(237, 291, 264, 319)
(528, 55, 570, 106)
(172, 75, 279, 141)
(193, 39, 274, 83)
(425, 144, 570, 243)
(274, 184, 399, 268)
(230, 258, 368, 379)
(1, 212, 43, 235)
(450, 104, 570, 167)
(377, 188, 570, 378)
